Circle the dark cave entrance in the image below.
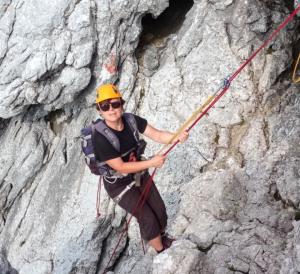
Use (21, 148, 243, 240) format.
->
(138, 0, 194, 48)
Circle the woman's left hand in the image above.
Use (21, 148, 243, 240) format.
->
(177, 130, 189, 144)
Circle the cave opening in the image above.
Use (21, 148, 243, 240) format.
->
(295, 210, 300, 221)
(138, 0, 194, 48)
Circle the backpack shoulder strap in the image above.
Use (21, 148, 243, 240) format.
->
(93, 119, 120, 152)
(123, 113, 140, 142)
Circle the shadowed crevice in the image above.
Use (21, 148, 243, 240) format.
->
(138, 0, 194, 48)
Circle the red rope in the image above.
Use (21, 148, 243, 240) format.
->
(163, 4, 300, 156)
(102, 170, 157, 273)
(96, 177, 101, 218)
(101, 4, 300, 273)
(229, 4, 300, 83)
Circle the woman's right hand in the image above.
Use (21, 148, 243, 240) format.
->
(150, 154, 166, 168)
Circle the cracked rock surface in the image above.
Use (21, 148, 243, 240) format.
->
(0, 0, 299, 273)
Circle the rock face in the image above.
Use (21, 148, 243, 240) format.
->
(0, 251, 18, 274)
(0, 0, 299, 274)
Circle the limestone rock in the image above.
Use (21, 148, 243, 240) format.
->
(0, 0, 299, 274)
(0, 251, 18, 274)
(153, 240, 203, 274)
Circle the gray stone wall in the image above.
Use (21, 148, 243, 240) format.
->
(0, 0, 299, 273)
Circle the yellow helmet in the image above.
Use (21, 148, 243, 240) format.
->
(96, 84, 122, 103)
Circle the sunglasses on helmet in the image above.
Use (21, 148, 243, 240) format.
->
(98, 100, 123, 112)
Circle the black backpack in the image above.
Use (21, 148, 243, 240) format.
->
(80, 113, 141, 178)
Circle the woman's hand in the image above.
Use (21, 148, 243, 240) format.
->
(177, 130, 189, 144)
(150, 154, 166, 168)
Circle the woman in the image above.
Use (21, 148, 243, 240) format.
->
(94, 83, 188, 253)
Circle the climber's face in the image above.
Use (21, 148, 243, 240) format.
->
(98, 98, 124, 122)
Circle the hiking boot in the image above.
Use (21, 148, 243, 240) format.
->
(161, 233, 175, 250)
